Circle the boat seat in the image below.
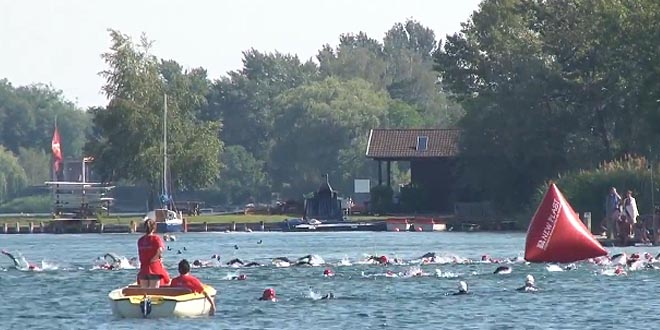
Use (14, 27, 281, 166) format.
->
(122, 286, 193, 297)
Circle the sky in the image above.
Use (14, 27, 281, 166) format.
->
(0, 0, 482, 109)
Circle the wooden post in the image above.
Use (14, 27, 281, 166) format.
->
(204, 222, 208, 232)
(15, 222, 20, 234)
(231, 221, 236, 232)
(260, 221, 265, 232)
(99, 223, 104, 234)
(29, 222, 34, 234)
(183, 218, 188, 233)
(39, 222, 44, 233)
(3, 223, 7, 234)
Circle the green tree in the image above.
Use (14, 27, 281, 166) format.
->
(215, 145, 270, 204)
(0, 79, 90, 157)
(434, 0, 660, 211)
(86, 30, 222, 206)
(202, 50, 318, 159)
(17, 147, 50, 186)
(270, 77, 389, 197)
(0, 146, 28, 204)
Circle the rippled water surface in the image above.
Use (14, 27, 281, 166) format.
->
(1, 232, 659, 330)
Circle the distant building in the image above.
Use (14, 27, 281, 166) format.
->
(365, 128, 460, 212)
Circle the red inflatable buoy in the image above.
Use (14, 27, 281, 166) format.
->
(524, 183, 607, 263)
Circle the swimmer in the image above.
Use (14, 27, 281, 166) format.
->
(323, 268, 335, 277)
(1, 250, 38, 271)
(257, 240, 263, 245)
(234, 245, 239, 250)
(243, 262, 262, 268)
(230, 274, 248, 280)
(226, 258, 245, 267)
(320, 292, 334, 300)
(259, 288, 277, 302)
(272, 257, 292, 267)
(493, 266, 512, 274)
(211, 254, 221, 261)
(517, 275, 538, 292)
(453, 281, 469, 295)
(614, 265, 627, 275)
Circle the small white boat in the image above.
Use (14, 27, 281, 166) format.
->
(109, 284, 216, 318)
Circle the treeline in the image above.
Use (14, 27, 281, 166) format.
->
(0, 80, 90, 203)
(2, 0, 659, 214)
(434, 0, 660, 212)
(0, 19, 462, 207)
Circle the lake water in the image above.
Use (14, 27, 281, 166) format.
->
(0, 232, 659, 330)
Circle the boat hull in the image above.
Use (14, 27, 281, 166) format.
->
(109, 285, 215, 318)
(156, 222, 183, 233)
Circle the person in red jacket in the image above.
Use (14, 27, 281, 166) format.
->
(137, 219, 170, 288)
(171, 259, 216, 316)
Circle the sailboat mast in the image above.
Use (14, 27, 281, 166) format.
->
(163, 93, 168, 201)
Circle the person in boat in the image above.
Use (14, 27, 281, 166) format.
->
(170, 259, 216, 316)
(517, 275, 538, 292)
(1, 250, 38, 271)
(453, 281, 469, 295)
(259, 288, 278, 301)
(137, 219, 170, 288)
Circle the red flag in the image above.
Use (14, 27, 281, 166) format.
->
(52, 126, 63, 172)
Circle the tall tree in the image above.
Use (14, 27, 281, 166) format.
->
(270, 77, 389, 197)
(86, 30, 222, 206)
(0, 79, 90, 157)
(434, 0, 660, 210)
(0, 146, 27, 204)
(202, 50, 318, 159)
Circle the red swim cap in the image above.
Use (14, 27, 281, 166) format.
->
(238, 274, 247, 280)
(323, 268, 334, 276)
(379, 256, 388, 264)
(262, 288, 276, 300)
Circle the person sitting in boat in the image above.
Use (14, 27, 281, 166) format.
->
(259, 288, 278, 302)
(517, 275, 538, 292)
(170, 259, 216, 316)
(137, 219, 170, 288)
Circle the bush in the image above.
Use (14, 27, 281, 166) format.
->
(531, 155, 657, 228)
(0, 194, 52, 213)
(370, 185, 393, 214)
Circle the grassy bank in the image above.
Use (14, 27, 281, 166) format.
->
(0, 214, 388, 225)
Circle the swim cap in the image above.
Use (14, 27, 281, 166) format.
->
(262, 288, 276, 300)
(481, 255, 489, 261)
(378, 256, 388, 264)
(458, 281, 468, 292)
(237, 274, 247, 280)
(525, 274, 535, 284)
(323, 268, 334, 276)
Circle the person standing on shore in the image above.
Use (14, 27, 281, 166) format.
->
(622, 190, 639, 245)
(137, 219, 170, 288)
(604, 187, 622, 240)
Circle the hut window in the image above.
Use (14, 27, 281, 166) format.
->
(417, 136, 428, 151)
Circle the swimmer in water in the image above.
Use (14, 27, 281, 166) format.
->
(493, 266, 512, 274)
(453, 281, 469, 295)
(517, 275, 538, 292)
(259, 288, 278, 301)
(320, 292, 334, 300)
(323, 268, 335, 277)
(230, 274, 248, 280)
(1, 250, 38, 271)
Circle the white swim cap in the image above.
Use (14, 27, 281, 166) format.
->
(458, 281, 468, 292)
(525, 274, 535, 284)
